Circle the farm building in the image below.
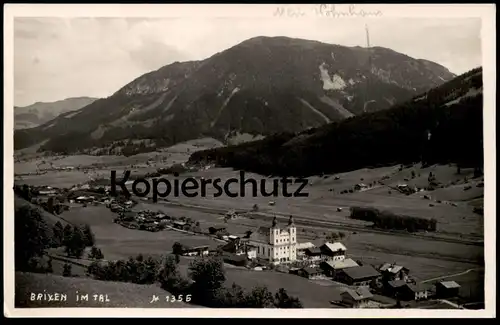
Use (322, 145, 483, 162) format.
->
(180, 245, 210, 257)
(75, 196, 95, 203)
(340, 287, 374, 308)
(379, 263, 410, 283)
(336, 265, 381, 286)
(321, 258, 359, 277)
(222, 253, 248, 267)
(298, 267, 322, 279)
(220, 238, 257, 260)
(304, 247, 322, 262)
(320, 242, 347, 261)
(172, 221, 189, 230)
(247, 216, 297, 265)
(354, 183, 369, 191)
(435, 281, 461, 298)
(401, 283, 430, 301)
(296, 242, 315, 251)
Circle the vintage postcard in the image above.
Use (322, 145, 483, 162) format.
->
(4, 3, 496, 318)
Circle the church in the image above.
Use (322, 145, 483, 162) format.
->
(247, 216, 297, 265)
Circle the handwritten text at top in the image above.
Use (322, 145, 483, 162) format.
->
(274, 4, 383, 18)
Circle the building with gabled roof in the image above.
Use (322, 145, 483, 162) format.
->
(435, 280, 461, 298)
(321, 258, 359, 277)
(379, 262, 410, 282)
(340, 287, 374, 308)
(337, 265, 381, 286)
(320, 242, 347, 261)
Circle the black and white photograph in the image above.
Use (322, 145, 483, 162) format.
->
(4, 3, 496, 317)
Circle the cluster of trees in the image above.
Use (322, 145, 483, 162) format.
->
(52, 222, 96, 258)
(86, 253, 303, 308)
(326, 231, 346, 241)
(350, 207, 437, 232)
(159, 254, 303, 308)
(87, 254, 160, 284)
(188, 68, 483, 178)
(14, 203, 102, 275)
(15, 205, 52, 272)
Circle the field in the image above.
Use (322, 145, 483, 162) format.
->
(13, 140, 486, 307)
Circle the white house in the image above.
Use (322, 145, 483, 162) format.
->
(248, 216, 297, 265)
(321, 242, 347, 261)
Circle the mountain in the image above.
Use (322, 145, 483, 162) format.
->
(188, 67, 483, 177)
(14, 97, 99, 130)
(14, 36, 456, 154)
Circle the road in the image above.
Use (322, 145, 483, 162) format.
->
(421, 268, 483, 284)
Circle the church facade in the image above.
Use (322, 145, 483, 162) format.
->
(248, 216, 297, 265)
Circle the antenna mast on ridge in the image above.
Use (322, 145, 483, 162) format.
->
(364, 24, 372, 113)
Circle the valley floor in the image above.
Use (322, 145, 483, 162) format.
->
(12, 147, 486, 308)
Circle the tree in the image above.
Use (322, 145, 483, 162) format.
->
(245, 286, 275, 308)
(220, 283, 247, 307)
(158, 255, 190, 294)
(188, 256, 226, 306)
(172, 242, 183, 255)
(63, 263, 72, 277)
(47, 257, 53, 273)
(65, 226, 86, 258)
(62, 224, 73, 247)
(82, 224, 95, 247)
(15, 206, 50, 271)
(52, 221, 64, 247)
(338, 232, 346, 240)
(274, 288, 303, 308)
(411, 170, 416, 179)
(88, 246, 104, 260)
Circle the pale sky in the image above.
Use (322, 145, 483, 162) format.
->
(14, 16, 482, 107)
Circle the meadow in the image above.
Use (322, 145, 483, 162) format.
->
(13, 139, 485, 306)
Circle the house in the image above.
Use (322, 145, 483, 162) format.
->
(222, 253, 248, 267)
(180, 245, 210, 257)
(75, 196, 95, 203)
(354, 183, 369, 191)
(321, 258, 359, 277)
(172, 221, 188, 230)
(336, 265, 381, 286)
(304, 247, 322, 262)
(379, 263, 410, 283)
(221, 238, 257, 260)
(320, 242, 347, 261)
(247, 216, 297, 265)
(228, 235, 239, 241)
(296, 242, 315, 252)
(385, 279, 408, 297)
(400, 283, 429, 301)
(435, 281, 461, 298)
(298, 267, 322, 279)
(340, 287, 374, 308)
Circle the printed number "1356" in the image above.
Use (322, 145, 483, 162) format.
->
(167, 294, 191, 302)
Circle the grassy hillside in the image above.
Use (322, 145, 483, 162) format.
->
(15, 272, 196, 308)
(188, 67, 483, 177)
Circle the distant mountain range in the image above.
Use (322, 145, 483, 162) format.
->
(14, 36, 456, 154)
(14, 97, 98, 130)
(188, 67, 483, 177)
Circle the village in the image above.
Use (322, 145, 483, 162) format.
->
(14, 181, 469, 309)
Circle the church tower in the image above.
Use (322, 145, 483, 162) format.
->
(287, 215, 296, 244)
(270, 216, 279, 245)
